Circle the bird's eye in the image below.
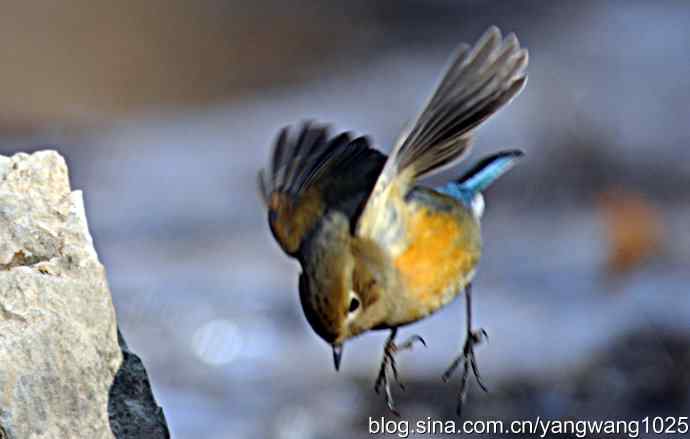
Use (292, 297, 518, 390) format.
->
(348, 297, 360, 313)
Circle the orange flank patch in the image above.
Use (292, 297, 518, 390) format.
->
(394, 207, 478, 311)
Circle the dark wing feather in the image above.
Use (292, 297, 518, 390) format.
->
(391, 26, 528, 181)
(356, 26, 528, 241)
(259, 122, 384, 203)
(258, 122, 386, 255)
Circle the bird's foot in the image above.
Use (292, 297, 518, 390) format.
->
(442, 328, 488, 415)
(374, 334, 426, 416)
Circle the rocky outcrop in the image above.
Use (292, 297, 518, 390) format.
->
(108, 330, 170, 438)
(0, 151, 168, 438)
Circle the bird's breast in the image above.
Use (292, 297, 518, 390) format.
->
(390, 194, 481, 324)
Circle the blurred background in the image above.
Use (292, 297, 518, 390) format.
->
(1, 1, 689, 437)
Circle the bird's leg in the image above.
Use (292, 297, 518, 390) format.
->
(442, 282, 488, 415)
(374, 328, 426, 416)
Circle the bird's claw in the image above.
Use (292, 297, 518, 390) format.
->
(442, 328, 488, 416)
(397, 335, 427, 351)
(374, 332, 426, 415)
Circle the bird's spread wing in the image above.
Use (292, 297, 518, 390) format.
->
(355, 26, 528, 252)
(259, 122, 385, 256)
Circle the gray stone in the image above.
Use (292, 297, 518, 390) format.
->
(108, 330, 170, 438)
(0, 151, 168, 438)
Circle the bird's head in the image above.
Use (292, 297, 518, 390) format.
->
(298, 213, 387, 371)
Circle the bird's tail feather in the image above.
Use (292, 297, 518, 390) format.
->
(455, 149, 524, 195)
(437, 150, 523, 219)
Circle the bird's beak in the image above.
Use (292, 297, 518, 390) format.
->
(332, 344, 343, 371)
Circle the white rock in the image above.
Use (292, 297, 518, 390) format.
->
(0, 151, 165, 438)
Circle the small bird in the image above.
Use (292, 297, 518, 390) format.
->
(258, 26, 528, 415)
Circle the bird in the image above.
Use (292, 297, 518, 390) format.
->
(258, 26, 528, 415)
